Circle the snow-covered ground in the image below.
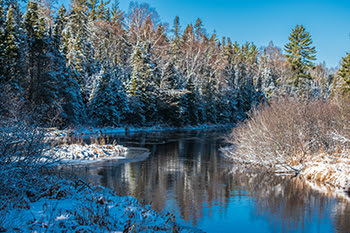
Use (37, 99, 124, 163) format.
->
(48, 123, 234, 140)
(302, 151, 350, 193)
(0, 179, 197, 232)
(48, 143, 128, 163)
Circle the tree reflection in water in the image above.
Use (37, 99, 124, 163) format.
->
(64, 130, 350, 233)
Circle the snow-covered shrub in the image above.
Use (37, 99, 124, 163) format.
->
(224, 97, 350, 173)
(0, 179, 193, 232)
(0, 118, 58, 203)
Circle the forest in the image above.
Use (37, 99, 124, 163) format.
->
(1, 0, 348, 128)
(1, 0, 350, 231)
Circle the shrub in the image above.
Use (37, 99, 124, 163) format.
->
(224, 97, 350, 172)
(0, 119, 59, 203)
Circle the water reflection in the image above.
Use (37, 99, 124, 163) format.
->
(64, 130, 350, 233)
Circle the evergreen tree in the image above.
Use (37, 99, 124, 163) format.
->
(64, 0, 94, 84)
(24, 0, 48, 102)
(88, 0, 98, 21)
(0, 0, 4, 28)
(284, 25, 316, 87)
(169, 16, 183, 79)
(96, 0, 110, 20)
(128, 42, 158, 125)
(24, 0, 75, 125)
(338, 53, 350, 97)
(53, 5, 67, 50)
(180, 77, 199, 125)
(194, 18, 206, 41)
(111, 0, 124, 23)
(0, 5, 23, 86)
(88, 68, 127, 126)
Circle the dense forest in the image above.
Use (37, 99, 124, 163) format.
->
(0, 0, 349, 127)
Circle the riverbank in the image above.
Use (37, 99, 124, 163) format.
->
(302, 152, 350, 193)
(1, 123, 204, 232)
(49, 143, 128, 163)
(0, 178, 196, 232)
(224, 97, 350, 195)
(49, 123, 235, 140)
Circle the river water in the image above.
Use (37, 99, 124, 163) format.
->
(63, 129, 350, 233)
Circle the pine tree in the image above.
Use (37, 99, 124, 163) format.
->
(169, 16, 183, 79)
(24, 0, 71, 125)
(96, 0, 110, 20)
(88, 0, 98, 21)
(194, 18, 206, 41)
(111, 0, 124, 23)
(53, 5, 67, 49)
(64, 0, 94, 84)
(0, 5, 23, 86)
(127, 42, 158, 125)
(51, 5, 85, 124)
(0, 0, 4, 28)
(180, 77, 199, 125)
(284, 25, 316, 87)
(338, 53, 350, 97)
(24, 0, 47, 102)
(88, 68, 127, 126)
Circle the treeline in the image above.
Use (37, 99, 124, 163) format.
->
(0, 0, 347, 127)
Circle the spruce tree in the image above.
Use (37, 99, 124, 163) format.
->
(53, 5, 67, 50)
(180, 77, 199, 125)
(24, 0, 71, 125)
(88, 68, 127, 126)
(338, 53, 350, 97)
(64, 0, 94, 84)
(127, 42, 158, 125)
(0, 0, 4, 28)
(88, 0, 98, 21)
(284, 25, 316, 87)
(194, 18, 206, 41)
(0, 5, 22, 85)
(24, 0, 47, 102)
(96, 0, 110, 20)
(111, 0, 124, 24)
(52, 5, 85, 124)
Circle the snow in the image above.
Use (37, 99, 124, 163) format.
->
(49, 143, 128, 163)
(223, 148, 350, 195)
(49, 123, 234, 140)
(0, 179, 196, 232)
(302, 151, 350, 193)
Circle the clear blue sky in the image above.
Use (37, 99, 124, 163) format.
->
(64, 0, 350, 68)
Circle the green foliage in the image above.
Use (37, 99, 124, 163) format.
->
(88, 69, 127, 126)
(53, 5, 67, 47)
(0, 5, 22, 85)
(338, 53, 350, 97)
(0, 0, 339, 128)
(284, 25, 316, 86)
(111, 0, 124, 23)
(180, 78, 200, 125)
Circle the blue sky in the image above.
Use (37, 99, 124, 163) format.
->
(64, 0, 350, 68)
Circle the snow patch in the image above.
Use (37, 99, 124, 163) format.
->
(0, 180, 197, 232)
(47, 144, 128, 163)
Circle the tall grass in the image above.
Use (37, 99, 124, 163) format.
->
(224, 97, 350, 173)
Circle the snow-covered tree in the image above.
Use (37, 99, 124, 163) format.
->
(338, 53, 350, 98)
(0, 4, 24, 88)
(87, 68, 127, 126)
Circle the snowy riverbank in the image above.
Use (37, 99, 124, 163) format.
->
(0, 179, 196, 232)
(302, 152, 350, 193)
(48, 123, 234, 140)
(48, 143, 129, 164)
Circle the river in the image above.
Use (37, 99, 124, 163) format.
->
(62, 128, 350, 233)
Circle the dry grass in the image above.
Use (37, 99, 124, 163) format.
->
(225, 96, 350, 173)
